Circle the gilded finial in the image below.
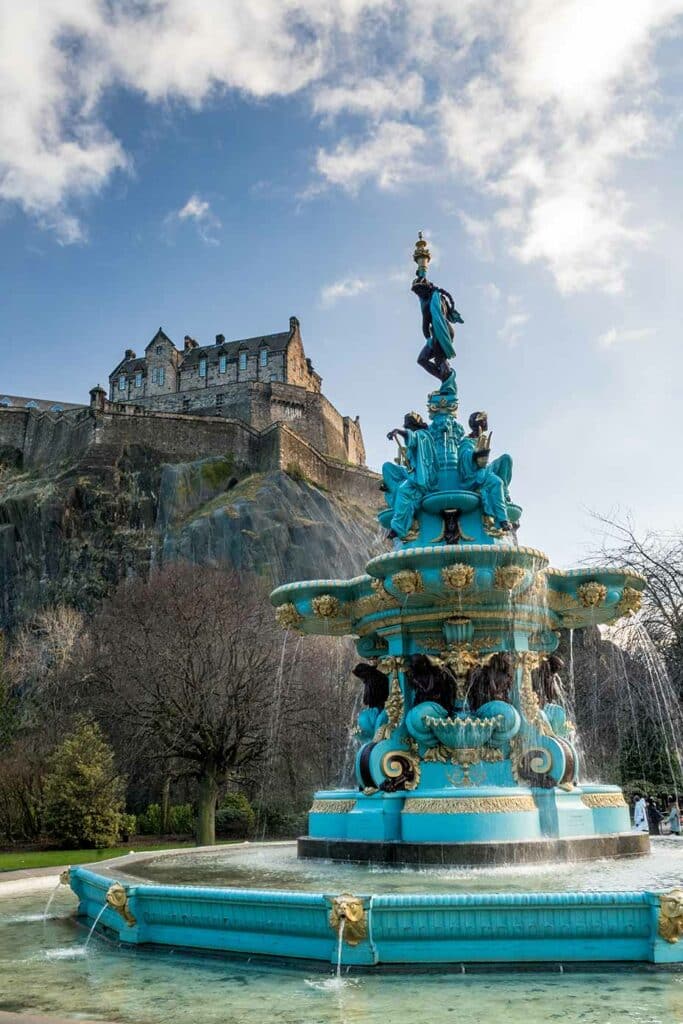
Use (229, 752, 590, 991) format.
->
(413, 232, 431, 277)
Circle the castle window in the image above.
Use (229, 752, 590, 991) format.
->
(50, 404, 64, 412)
(183, 397, 190, 412)
(216, 393, 224, 407)
(151, 368, 158, 384)
(118, 376, 126, 391)
(156, 345, 162, 354)
(0, 398, 11, 407)
(159, 367, 165, 386)
(135, 371, 142, 388)
(239, 351, 247, 371)
(259, 348, 268, 367)
(25, 401, 39, 409)
(199, 357, 207, 378)
(219, 354, 227, 374)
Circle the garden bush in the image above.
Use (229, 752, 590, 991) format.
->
(215, 792, 256, 839)
(42, 720, 126, 848)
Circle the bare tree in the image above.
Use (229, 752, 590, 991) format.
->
(79, 565, 282, 844)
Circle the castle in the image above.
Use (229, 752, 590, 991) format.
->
(0, 318, 378, 505)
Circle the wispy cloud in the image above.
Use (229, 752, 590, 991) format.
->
(166, 194, 221, 244)
(320, 276, 370, 307)
(498, 298, 529, 347)
(316, 121, 425, 192)
(598, 326, 656, 349)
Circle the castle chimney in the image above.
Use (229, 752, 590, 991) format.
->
(184, 335, 198, 351)
(215, 334, 225, 345)
(124, 348, 136, 360)
(289, 316, 300, 333)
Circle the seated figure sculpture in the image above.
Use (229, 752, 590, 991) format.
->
(407, 654, 456, 710)
(383, 413, 438, 540)
(352, 661, 390, 709)
(458, 411, 513, 533)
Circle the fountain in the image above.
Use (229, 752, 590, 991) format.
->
(67, 235, 683, 969)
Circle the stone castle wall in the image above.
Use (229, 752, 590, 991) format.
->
(0, 406, 380, 508)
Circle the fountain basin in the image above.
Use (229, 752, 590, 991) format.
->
(67, 842, 682, 967)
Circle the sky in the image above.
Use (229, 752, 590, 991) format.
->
(1, 0, 682, 568)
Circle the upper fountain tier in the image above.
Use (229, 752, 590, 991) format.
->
(271, 233, 644, 647)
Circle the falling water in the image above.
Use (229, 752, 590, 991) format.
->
(630, 618, 683, 796)
(42, 882, 62, 927)
(339, 687, 363, 788)
(568, 629, 575, 707)
(83, 904, 107, 951)
(335, 918, 346, 979)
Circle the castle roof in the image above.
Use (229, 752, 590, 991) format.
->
(0, 394, 84, 411)
(180, 330, 290, 367)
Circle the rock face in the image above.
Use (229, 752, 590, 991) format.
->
(0, 446, 381, 630)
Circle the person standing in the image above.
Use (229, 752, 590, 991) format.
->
(668, 798, 681, 837)
(633, 793, 648, 833)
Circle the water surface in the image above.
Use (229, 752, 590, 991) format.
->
(1, 887, 682, 1024)
(124, 835, 683, 895)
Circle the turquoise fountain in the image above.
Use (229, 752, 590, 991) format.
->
(67, 236, 683, 969)
(272, 231, 647, 866)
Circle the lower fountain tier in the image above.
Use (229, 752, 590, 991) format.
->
(302, 785, 647, 865)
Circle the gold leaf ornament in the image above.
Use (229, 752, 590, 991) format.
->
(577, 581, 608, 608)
(275, 603, 303, 630)
(442, 563, 475, 590)
(312, 594, 341, 618)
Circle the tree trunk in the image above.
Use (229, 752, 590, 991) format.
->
(196, 771, 219, 846)
(160, 775, 171, 834)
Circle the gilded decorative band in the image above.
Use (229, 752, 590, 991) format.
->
(404, 796, 536, 814)
(310, 799, 356, 814)
(580, 793, 627, 809)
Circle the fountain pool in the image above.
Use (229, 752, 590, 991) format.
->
(2, 878, 683, 1024)
(63, 839, 683, 969)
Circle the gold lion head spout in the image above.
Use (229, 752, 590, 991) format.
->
(329, 893, 367, 946)
(659, 888, 683, 943)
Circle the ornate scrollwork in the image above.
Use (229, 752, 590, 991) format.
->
(329, 894, 367, 946)
(312, 594, 341, 619)
(59, 868, 70, 886)
(577, 581, 607, 608)
(379, 749, 421, 792)
(373, 657, 406, 739)
(494, 565, 526, 591)
(391, 569, 424, 594)
(105, 882, 136, 927)
(275, 603, 303, 630)
(441, 563, 475, 590)
(516, 651, 546, 732)
(659, 889, 683, 944)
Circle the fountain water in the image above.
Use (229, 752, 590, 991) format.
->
(83, 903, 107, 951)
(67, 234, 682, 970)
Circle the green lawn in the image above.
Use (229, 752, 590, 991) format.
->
(0, 841, 197, 873)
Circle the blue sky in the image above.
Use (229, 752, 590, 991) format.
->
(1, 1, 683, 567)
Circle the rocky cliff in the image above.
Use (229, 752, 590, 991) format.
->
(0, 444, 382, 631)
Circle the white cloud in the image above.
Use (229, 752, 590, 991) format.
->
(313, 72, 424, 119)
(459, 212, 494, 261)
(1, 0, 682, 293)
(316, 120, 425, 191)
(166, 193, 221, 244)
(320, 276, 370, 306)
(597, 326, 656, 349)
(497, 295, 529, 347)
(436, 2, 683, 294)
